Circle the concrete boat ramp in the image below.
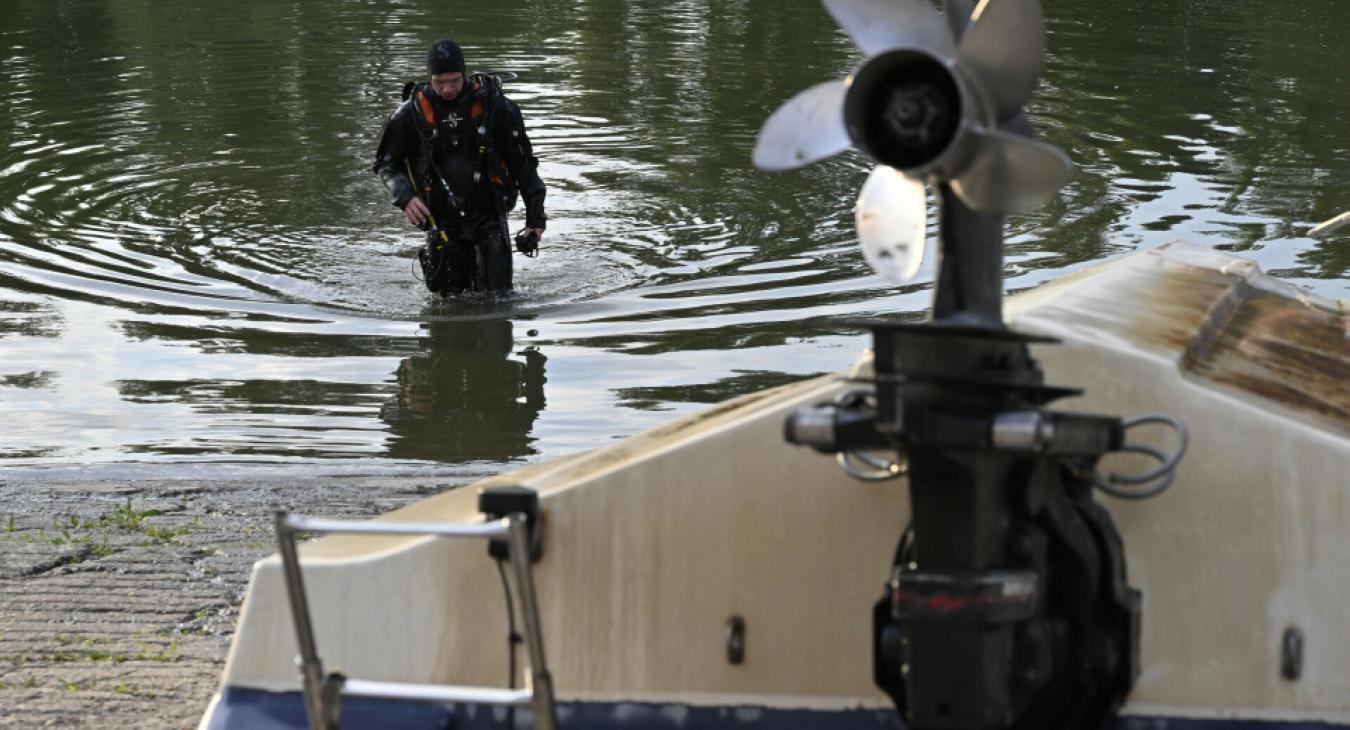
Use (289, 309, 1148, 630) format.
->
(0, 476, 476, 729)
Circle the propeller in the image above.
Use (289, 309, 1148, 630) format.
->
(753, 0, 1071, 283)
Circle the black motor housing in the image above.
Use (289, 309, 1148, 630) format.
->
(866, 324, 1140, 729)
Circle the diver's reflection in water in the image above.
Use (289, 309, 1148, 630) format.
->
(380, 319, 546, 463)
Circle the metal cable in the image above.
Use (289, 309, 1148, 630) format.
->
(494, 558, 519, 729)
(1092, 414, 1188, 500)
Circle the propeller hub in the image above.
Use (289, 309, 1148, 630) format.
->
(884, 81, 949, 149)
(845, 49, 966, 173)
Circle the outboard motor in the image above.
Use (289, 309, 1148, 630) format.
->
(756, 1, 1186, 727)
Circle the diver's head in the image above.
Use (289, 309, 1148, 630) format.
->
(427, 38, 466, 101)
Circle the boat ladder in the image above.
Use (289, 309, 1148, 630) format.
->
(273, 506, 556, 730)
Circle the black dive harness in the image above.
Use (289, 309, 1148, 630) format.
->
(404, 75, 515, 219)
(404, 76, 538, 262)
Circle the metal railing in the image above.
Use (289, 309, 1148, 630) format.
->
(274, 511, 556, 730)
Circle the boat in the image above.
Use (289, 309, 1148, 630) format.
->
(199, 0, 1350, 727)
(197, 241, 1349, 729)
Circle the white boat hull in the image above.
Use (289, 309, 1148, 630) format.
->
(202, 244, 1350, 729)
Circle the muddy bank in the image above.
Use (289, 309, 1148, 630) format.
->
(0, 475, 490, 729)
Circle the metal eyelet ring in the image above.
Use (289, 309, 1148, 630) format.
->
(837, 449, 907, 482)
(834, 387, 874, 409)
(829, 387, 905, 481)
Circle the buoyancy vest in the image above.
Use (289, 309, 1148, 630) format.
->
(403, 75, 519, 214)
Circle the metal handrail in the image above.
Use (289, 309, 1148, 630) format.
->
(274, 510, 557, 730)
(283, 514, 512, 538)
(342, 679, 532, 705)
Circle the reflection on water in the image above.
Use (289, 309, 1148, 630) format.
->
(0, 0, 1346, 477)
(381, 320, 547, 463)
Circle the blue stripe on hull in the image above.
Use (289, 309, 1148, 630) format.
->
(205, 687, 455, 729)
(204, 687, 1348, 730)
(1117, 719, 1344, 730)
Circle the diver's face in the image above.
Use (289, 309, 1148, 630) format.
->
(430, 72, 464, 101)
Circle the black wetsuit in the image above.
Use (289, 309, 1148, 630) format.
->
(373, 77, 546, 295)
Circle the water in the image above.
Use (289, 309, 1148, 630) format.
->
(1, 0, 1346, 479)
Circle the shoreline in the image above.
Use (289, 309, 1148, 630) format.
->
(0, 475, 484, 729)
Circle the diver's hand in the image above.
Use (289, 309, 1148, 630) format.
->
(403, 197, 431, 228)
(528, 227, 544, 241)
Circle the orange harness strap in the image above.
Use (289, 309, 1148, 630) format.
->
(420, 85, 482, 124)
(416, 90, 436, 127)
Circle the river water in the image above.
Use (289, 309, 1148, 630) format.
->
(1, 0, 1346, 479)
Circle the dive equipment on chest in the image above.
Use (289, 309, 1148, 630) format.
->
(405, 76, 518, 211)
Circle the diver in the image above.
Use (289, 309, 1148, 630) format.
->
(373, 38, 547, 297)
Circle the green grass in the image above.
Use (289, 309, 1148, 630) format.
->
(134, 639, 178, 662)
(91, 501, 163, 531)
(7, 634, 181, 666)
(36, 528, 113, 562)
(111, 681, 157, 698)
(34, 500, 200, 553)
(84, 639, 178, 664)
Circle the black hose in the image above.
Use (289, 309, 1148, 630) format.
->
(495, 558, 520, 729)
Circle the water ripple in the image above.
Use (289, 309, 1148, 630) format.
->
(0, 0, 1345, 476)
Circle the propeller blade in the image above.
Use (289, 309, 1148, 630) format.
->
(945, 0, 976, 40)
(753, 79, 851, 171)
(957, 0, 1045, 122)
(823, 0, 955, 58)
(950, 127, 1070, 213)
(856, 165, 929, 282)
